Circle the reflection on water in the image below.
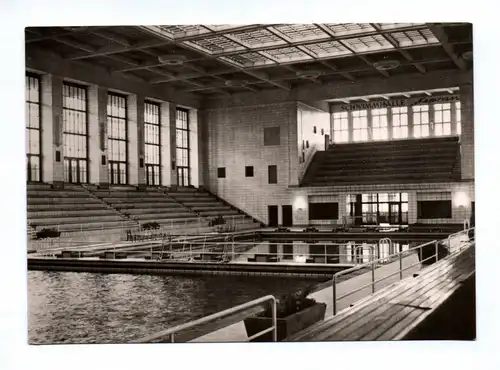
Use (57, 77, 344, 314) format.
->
(234, 240, 410, 263)
(28, 271, 321, 344)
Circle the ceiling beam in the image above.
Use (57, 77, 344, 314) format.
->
(25, 26, 108, 43)
(208, 24, 430, 58)
(173, 24, 269, 42)
(139, 25, 291, 91)
(314, 24, 389, 78)
(26, 45, 201, 107)
(203, 68, 472, 108)
(92, 30, 230, 95)
(426, 23, 467, 71)
(149, 56, 452, 86)
(63, 25, 264, 60)
(261, 27, 323, 85)
(141, 51, 450, 83)
(51, 36, 150, 83)
(370, 23, 426, 74)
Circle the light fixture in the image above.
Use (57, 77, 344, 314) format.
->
(296, 70, 323, 79)
(373, 60, 400, 71)
(293, 195, 307, 210)
(225, 79, 249, 87)
(453, 191, 471, 208)
(158, 54, 187, 66)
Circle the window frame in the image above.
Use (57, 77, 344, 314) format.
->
(26, 73, 42, 182)
(144, 100, 162, 186)
(107, 92, 129, 185)
(62, 81, 89, 184)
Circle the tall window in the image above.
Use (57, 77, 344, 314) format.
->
(392, 107, 408, 139)
(176, 108, 190, 186)
(144, 101, 161, 186)
(352, 110, 368, 142)
(371, 108, 388, 141)
(433, 103, 451, 136)
(332, 112, 348, 143)
(62, 83, 88, 183)
(107, 93, 128, 185)
(412, 105, 430, 138)
(456, 101, 461, 135)
(26, 74, 41, 182)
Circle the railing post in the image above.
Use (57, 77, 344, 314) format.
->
(371, 261, 375, 293)
(332, 276, 337, 315)
(435, 240, 439, 263)
(399, 250, 403, 280)
(170, 333, 175, 343)
(271, 298, 277, 342)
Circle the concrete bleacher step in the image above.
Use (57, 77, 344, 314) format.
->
(31, 214, 126, 224)
(39, 221, 134, 233)
(316, 164, 454, 175)
(27, 190, 92, 197)
(304, 136, 461, 187)
(190, 204, 233, 211)
(318, 157, 456, 170)
(27, 203, 112, 211)
(28, 209, 117, 218)
(123, 208, 193, 215)
(132, 214, 195, 222)
(199, 210, 240, 217)
(308, 174, 455, 186)
(325, 144, 457, 158)
(99, 196, 178, 203)
(27, 197, 105, 205)
(327, 137, 458, 153)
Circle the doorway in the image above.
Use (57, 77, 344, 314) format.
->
(282, 205, 293, 227)
(268, 205, 278, 227)
(389, 202, 401, 224)
(64, 158, 87, 183)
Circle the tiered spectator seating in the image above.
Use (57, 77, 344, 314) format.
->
(27, 183, 133, 233)
(88, 185, 200, 228)
(302, 137, 461, 186)
(166, 187, 260, 230)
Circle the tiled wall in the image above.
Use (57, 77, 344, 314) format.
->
(297, 103, 330, 179)
(203, 102, 298, 224)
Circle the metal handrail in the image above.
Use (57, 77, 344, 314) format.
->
(378, 237, 393, 263)
(463, 218, 470, 230)
(132, 295, 277, 343)
(331, 227, 474, 315)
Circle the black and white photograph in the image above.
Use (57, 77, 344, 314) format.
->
(23, 21, 477, 345)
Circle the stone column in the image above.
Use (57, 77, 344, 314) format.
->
(460, 85, 474, 180)
(41, 74, 63, 185)
(160, 101, 171, 186)
(127, 94, 143, 186)
(88, 85, 108, 185)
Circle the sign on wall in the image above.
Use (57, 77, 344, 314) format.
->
(334, 94, 460, 112)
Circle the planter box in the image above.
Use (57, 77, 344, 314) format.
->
(244, 302, 326, 342)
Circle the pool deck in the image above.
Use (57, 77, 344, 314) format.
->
(190, 252, 421, 342)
